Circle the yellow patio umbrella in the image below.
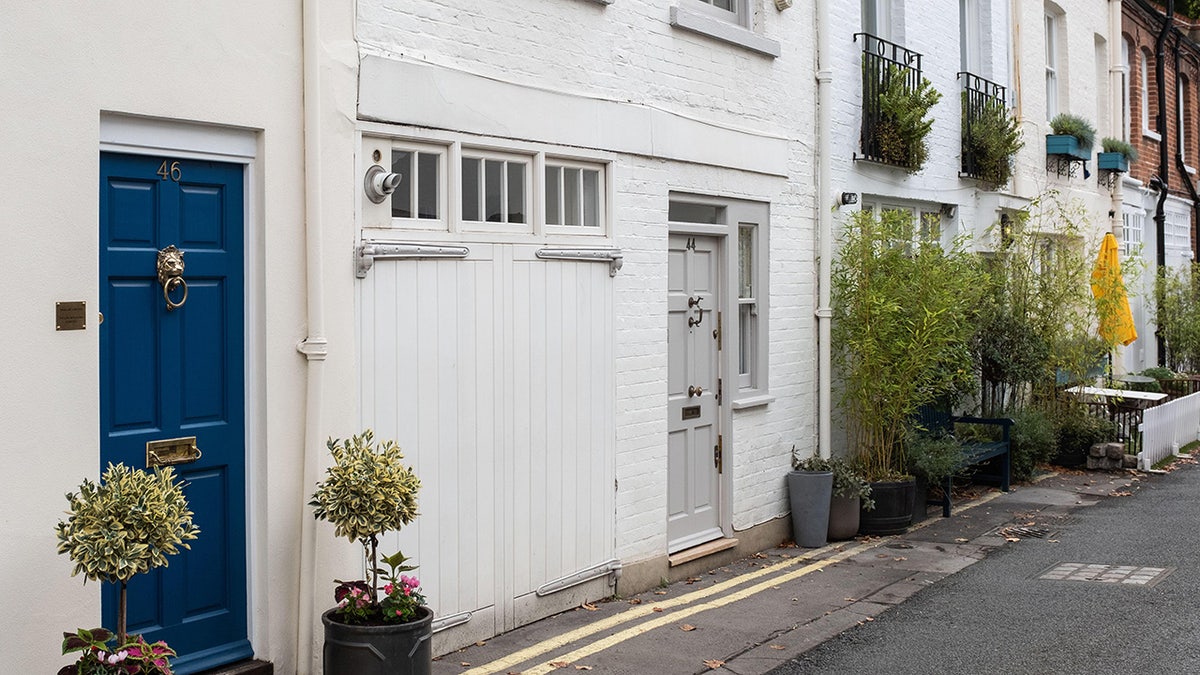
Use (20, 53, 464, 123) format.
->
(1091, 232, 1138, 346)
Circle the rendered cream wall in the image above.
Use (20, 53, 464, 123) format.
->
(0, 3, 308, 672)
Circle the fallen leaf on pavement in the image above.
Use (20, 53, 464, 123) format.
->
(686, 577, 702, 584)
(770, 645, 786, 650)
(653, 607, 664, 612)
(475, 641, 487, 646)
(681, 624, 697, 631)
(703, 659, 725, 669)
(954, 538, 969, 543)
(876, 554, 889, 558)
(629, 598, 642, 605)
(575, 667, 593, 671)
(460, 663, 471, 667)
(843, 597, 857, 602)
(581, 603, 598, 611)
(654, 591, 668, 595)
(893, 557, 907, 561)
(549, 662, 570, 669)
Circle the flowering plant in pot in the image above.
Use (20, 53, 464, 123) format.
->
(310, 430, 432, 675)
(55, 463, 199, 674)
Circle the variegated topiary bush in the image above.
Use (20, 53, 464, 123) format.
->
(55, 462, 199, 672)
(310, 430, 425, 624)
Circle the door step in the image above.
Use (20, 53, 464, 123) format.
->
(195, 660, 273, 675)
(668, 537, 739, 566)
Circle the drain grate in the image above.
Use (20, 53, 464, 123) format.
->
(1037, 563, 1174, 587)
(999, 525, 1052, 539)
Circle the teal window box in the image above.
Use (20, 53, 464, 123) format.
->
(1046, 134, 1091, 161)
(1097, 152, 1129, 172)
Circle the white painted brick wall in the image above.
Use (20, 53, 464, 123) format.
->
(357, 1, 819, 563)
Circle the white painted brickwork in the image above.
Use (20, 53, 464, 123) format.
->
(356, 0, 819, 569)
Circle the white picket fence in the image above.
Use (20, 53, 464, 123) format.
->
(1138, 391, 1200, 470)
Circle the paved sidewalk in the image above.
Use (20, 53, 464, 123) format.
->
(431, 468, 1154, 675)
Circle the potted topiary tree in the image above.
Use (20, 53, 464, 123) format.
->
(310, 429, 432, 675)
(832, 209, 984, 535)
(55, 463, 200, 674)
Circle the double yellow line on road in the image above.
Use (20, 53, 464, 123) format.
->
(463, 539, 878, 675)
(463, 488, 1009, 675)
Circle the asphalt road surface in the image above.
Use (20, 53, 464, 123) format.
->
(768, 461, 1200, 675)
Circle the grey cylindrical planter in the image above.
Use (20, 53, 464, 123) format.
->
(787, 470, 833, 548)
(323, 606, 433, 675)
(827, 495, 861, 541)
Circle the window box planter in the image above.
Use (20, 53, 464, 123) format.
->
(1046, 134, 1091, 161)
(1097, 151, 1129, 173)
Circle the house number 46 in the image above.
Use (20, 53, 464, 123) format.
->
(156, 160, 182, 182)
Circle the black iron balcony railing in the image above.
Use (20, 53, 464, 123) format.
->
(960, 72, 1008, 180)
(855, 33, 923, 167)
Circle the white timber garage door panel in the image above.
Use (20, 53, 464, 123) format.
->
(358, 242, 616, 645)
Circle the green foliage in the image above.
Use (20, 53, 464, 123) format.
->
(1155, 263, 1200, 373)
(975, 193, 1113, 413)
(1100, 137, 1138, 162)
(963, 95, 1024, 188)
(905, 433, 963, 485)
(876, 65, 943, 172)
(1140, 366, 1177, 380)
(56, 463, 199, 585)
(311, 430, 425, 620)
(1053, 405, 1118, 466)
(1049, 113, 1096, 150)
(59, 629, 175, 675)
(833, 209, 985, 480)
(310, 429, 421, 544)
(791, 451, 874, 508)
(1007, 407, 1056, 481)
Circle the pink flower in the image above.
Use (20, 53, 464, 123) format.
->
(384, 583, 395, 594)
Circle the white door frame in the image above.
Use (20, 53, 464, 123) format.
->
(98, 113, 265, 651)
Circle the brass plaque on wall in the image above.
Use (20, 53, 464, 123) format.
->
(682, 406, 701, 420)
(56, 301, 86, 331)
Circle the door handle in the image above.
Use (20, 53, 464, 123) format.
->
(688, 296, 705, 327)
(688, 385, 704, 398)
(157, 245, 189, 311)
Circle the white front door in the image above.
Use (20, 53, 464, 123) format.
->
(667, 233, 723, 553)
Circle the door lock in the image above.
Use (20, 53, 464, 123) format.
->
(157, 245, 189, 311)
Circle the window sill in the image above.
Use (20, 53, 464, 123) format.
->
(1143, 129, 1162, 142)
(669, 6, 780, 58)
(731, 393, 775, 410)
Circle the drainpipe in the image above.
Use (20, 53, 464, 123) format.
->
(1154, 0, 1174, 366)
(296, 0, 329, 671)
(816, 0, 833, 459)
(1110, 0, 1126, 240)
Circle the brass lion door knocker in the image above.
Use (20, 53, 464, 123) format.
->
(157, 245, 188, 311)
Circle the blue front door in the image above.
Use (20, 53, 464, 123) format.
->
(99, 152, 251, 673)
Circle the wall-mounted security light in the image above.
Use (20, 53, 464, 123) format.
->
(840, 192, 859, 206)
(940, 203, 956, 218)
(774, 0, 793, 9)
(364, 164, 402, 204)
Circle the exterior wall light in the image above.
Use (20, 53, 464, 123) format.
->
(364, 164, 402, 204)
(840, 192, 859, 206)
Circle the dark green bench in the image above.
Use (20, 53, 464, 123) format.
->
(915, 406, 1013, 517)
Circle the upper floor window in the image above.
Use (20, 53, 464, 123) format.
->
(862, 0, 894, 41)
(1179, 76, 1189, 165)
(960, 0, 982, 75)
(691, 0, 746, 26)
(1045, 11, 1060, 121)
(1141, 49, 1159, 139)
(1122, 37, 1132, 142)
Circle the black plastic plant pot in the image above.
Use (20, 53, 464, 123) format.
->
(858, 478, 916, 535)
(323, 606, 433, 675)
